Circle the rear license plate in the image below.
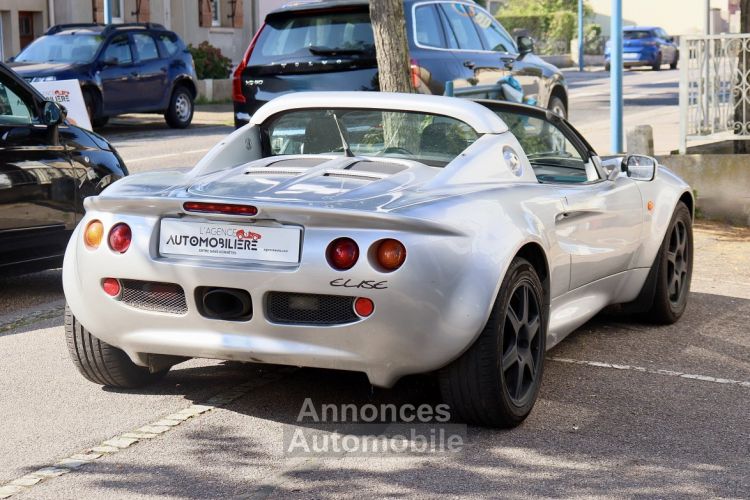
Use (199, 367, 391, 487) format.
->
(159, 219, 301, 264)
(623, 53, 640, 60)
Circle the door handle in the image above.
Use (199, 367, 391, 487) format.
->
(500, 57, 515, 69)
(463, 60, 476, 69)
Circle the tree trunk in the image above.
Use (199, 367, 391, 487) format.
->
(370, 0, 412, 93)
(735, 0, 750, 153)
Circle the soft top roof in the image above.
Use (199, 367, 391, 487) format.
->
(249, 92, 508, 135)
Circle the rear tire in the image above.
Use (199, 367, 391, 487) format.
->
(164, 86, 194, 129)
(439, 257, 546, 428)
(547, 95, 567, 119)
(652, 53, 663, 71)
(645, 202, 693, 324)
(605, 62, 611, 72)
(670, 51, 679, 70)
(64, 305, 168, 388)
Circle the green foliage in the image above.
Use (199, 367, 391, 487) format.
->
(584, 24, 603, 54)
(496, 0, 597, 55)
(188, 41, 232, 80)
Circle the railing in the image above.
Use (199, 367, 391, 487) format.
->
(679, 34, 750, 153)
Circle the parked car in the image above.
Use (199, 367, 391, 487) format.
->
(62, 91, 693, 428)
(605, 26, 679, 71)
(0, 62, 127, 277)
(8, 23, 197, 128)
(232, 0, 569, 127)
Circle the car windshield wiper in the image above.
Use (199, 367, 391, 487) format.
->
(308, 45, 374, 56)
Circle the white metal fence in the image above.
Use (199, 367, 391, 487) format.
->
(679, 34, 750, 153)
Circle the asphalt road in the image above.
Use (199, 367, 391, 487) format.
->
(0, 71, 748, 499)
(566, 67, 680, 154)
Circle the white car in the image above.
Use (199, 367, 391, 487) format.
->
(63, 93, 693, 427)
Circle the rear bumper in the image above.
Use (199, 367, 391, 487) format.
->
(63, 211, 493, 387)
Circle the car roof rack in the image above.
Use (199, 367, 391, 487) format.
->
(45, 23, 104, 35)
(102, 22, 167, 34)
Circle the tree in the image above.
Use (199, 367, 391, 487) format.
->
(369, 0, 412, 93)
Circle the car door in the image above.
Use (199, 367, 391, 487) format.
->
(488, 102, 644, 291)
(437, 2, 509, 99)
(99, 34, 138, 114)
(468, 6, 544, 102)
(131, 32, 168, 109)
(0, 65, 76, 270)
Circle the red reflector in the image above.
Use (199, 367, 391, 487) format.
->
(108, 223, 132, 253)
(327, 238, 359, 270)
(354, 297, 374, 317)
(410, 58, 421, 89)
(102, 278, 121, 297)
(183, 202, 258, 216)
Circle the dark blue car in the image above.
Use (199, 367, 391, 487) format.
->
(9, 23, 197, 128)
(605, 26, 679, 71)
(233, 0, 568, 128)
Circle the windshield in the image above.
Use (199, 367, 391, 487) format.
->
(624, 30, 655, 40)
(263, 109, 480, 167)
(15, 34, 103, 63)
(251, 11, 375, 66)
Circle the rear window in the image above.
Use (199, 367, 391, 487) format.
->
(263, 108, 479, 167)
(250, 11, 375, 66)
(624, 30, 655, 40)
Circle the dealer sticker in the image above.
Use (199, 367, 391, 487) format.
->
(159, 219, 301, 264)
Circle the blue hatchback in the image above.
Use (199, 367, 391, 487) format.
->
(9, 23, 197, 128)
(605, 26, 679, 71)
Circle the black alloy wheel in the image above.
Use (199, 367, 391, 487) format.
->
(502, 282, 543, 406)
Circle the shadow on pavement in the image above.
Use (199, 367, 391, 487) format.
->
(42, 292, 748, 498)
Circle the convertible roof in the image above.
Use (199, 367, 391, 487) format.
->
(249, 92, 509, 134)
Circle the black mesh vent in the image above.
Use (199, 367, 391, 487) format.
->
(120, 280, 188, 315)
(266, 292, 358, 325)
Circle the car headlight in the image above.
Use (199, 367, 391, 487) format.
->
(31, 76, 57, 82)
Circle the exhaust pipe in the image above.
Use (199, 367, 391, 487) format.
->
(198, 287, 252, 321)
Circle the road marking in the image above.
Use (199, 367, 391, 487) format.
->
(0, 367, 295, 499)
(549, 357, 750, 388)
(124, 148, 212, 163)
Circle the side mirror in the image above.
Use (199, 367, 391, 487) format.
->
(667, 36, 675, 43)
(600, 157, 622, 180)
(7, 56, 15, 63)
(623, 154, 656, 181)
(41, 100, 65, 127)
(517, 36, 535, 56)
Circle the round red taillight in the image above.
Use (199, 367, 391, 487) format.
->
(102, 278, 121, 297)
(108, 223, 132, 253)
(327, 238, 359, 270)
(375, 239, 406, 271)
(354, 297, 374, 317)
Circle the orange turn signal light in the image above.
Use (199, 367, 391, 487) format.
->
(375, 239, 406, 271)
(84, 220, 104, 249)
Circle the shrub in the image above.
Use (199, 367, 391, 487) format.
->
(189, 41, 232, 80)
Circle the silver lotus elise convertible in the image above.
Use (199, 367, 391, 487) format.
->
(63, 92, 693, 427)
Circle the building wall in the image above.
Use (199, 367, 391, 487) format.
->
(0, 0, 50, 59)
(588, 0, 736, 36)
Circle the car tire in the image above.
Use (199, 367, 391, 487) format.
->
(64, 305, 168, 388)
(548, 96, 567, 119)
(164, 86, 194, 129)
(645, 202, 693, 324)
(82, 89, 108, 128)
(670, 51, 679, 70)
(439, 257, 546, 428)
(652, 53, 663, 71)
(605, 62, 611, 72)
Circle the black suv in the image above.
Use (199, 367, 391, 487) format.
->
(233, 0, 568, 127)
(0, 62, 127, 276)
(9, 23, 197, 129)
